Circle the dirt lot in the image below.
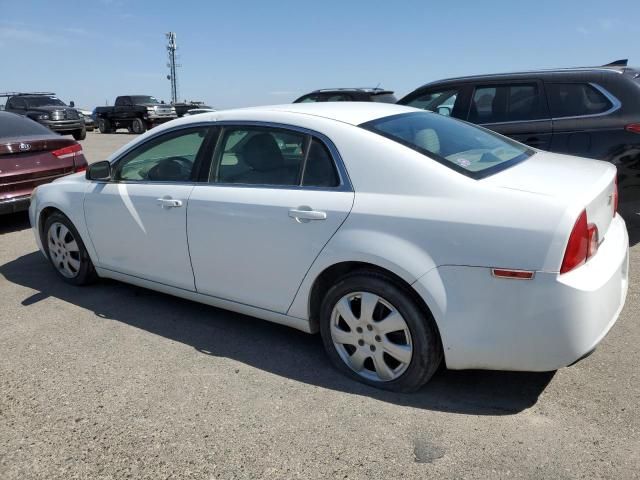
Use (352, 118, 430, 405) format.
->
(1, 132, 639, 479)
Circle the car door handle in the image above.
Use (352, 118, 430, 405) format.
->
(289, 207, 327, 222)
(156, 197, 183, 208)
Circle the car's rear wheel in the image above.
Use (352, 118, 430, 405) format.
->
(131, 118, 146, 134)
(72, 127, 86, 141)
(43, 212, 97, 285)
(319, 272, 442, 392)
(98, 118, 112, 134)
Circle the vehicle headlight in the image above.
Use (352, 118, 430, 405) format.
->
(170, 107, 176, 113)
(38, 113, 50, 120)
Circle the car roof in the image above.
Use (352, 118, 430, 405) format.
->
(412, 65, 639, 89)
(176, 103, 419, 127)
(308, 88, 394, 95)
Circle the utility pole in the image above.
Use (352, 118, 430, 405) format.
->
(165, 32, 180, 104)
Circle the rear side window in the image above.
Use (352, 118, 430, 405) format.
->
(0, 112, 53, 138)
(546, 83, 613, 118)
(324, 94, 352, 101)
(302, 138, 339, 187)
(469, 84, 546, 123)
(361, 111, 533, 178)
(214, 128, 306, 186)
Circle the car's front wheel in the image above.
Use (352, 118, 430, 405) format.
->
(320, 272, 442, 392)
(43, 212, 97, 285)
(131, 118, 147, 134)
(72, 127, 87, 141)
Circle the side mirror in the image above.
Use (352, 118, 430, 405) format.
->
(86, 161, 112, 181)
(69, 100, 75, 108)
(436, 106, 452, 116)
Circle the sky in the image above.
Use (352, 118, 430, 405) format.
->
(1, 0, 638, 110)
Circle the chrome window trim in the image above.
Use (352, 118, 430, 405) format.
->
(206, 120, 353, 193)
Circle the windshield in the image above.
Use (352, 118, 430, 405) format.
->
(131, 96, 160, 104)
(24, 96, 66, 108)
(361, 111, 533, 178)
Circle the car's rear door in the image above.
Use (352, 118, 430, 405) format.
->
(187, 124, 354, 313)
(84, 125, 216, 290)
(466, 80, 553, 150)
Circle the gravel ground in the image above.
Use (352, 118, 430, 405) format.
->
(0, 132, 639, 479)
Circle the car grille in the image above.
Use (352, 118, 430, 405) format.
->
(50, 109, 80, 120)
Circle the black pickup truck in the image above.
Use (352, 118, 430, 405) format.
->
(95, 95, 177, 134)
(1, 92, 86, 140)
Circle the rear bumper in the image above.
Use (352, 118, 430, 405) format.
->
(0, 195, 30, 215)
(414, 214, 629, 371)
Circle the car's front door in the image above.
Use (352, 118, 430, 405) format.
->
(187, 124, 354, 313)
(84, 125, 214, 290)
(466, 81, 553, 150)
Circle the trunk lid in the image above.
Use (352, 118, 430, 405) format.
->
(0, 136, 80, 199)
(483, 151, 617, 238)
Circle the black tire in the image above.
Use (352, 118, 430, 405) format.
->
(72, 127, 87, 141)
(131, 118, 146, 134)
(43, 212, 97, 286)
(98, 118, 112, 134)
(319, 271, 442, 392)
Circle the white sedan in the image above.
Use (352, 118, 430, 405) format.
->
(29, 103, 629, 392)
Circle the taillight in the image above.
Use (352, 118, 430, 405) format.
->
(51, 143, 82, 159)
(626, 123, 640, 134)
(51, 143, 85, 172)
(560, 210, 599, 274)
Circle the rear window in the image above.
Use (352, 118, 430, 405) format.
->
(361, 111, 533, 178)
(0, 112, 54, 138)
(371, 93, 397, 103)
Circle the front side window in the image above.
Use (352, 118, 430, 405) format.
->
(324, 94, 352, 101)
(468, 84, 545, 124)
(116, 127, 208, 181)
(361, 111, 533, 178)
(404, 89, 460, 117)
(371, 93, 398, 104)
(546, 83, 613, 118)
(296, 94, 322, 103)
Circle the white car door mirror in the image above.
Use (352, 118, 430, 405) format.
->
(86, 161, 112, 181)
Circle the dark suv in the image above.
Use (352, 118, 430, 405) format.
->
(1, 92, 86, 140)
(398, 60, 640, 210)
(294, 88, 397, 103)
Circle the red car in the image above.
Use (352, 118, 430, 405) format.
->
(0, 111, 87, 215)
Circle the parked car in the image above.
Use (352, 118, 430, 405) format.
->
(1, 111, 87, 214)
(76, 108, 95, 131)
(29, 103, 628, 392)
(1, 92, 86, 140)
(184, 108, 216, 116)
(398, 60, 640, 212)
(95, 95, 177, 134)
(173, 102, 213, 117)
(294, 88, 397, 103)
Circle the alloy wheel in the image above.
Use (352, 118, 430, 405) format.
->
(47, 222, 81, 278)
(330, 291, 413, 382)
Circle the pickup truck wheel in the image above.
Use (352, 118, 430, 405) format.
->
(72, 127, 87, 141)
(98, 118, 112, 134)
(131, 118, 146, 134)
